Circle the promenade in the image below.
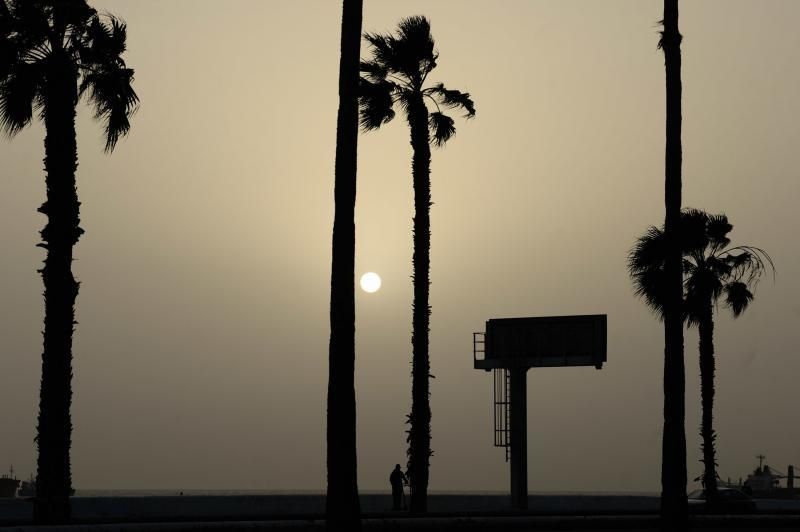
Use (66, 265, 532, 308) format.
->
(2, 494, 800, 530)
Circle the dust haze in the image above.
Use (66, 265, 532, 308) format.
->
(1, 0, 798, 493)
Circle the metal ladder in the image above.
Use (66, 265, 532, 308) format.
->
(474, 332, 511, 462)
(494, 368, 511, 462)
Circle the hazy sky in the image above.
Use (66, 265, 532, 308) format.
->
(1, 0, 799, 494)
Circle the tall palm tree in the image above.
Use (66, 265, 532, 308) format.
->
(0, 0, 138, 523)
(658, 0, 687, 526)
(629, 209, 773, 508)
(326, 0, 362, 529)
(359, 15, 475, 513)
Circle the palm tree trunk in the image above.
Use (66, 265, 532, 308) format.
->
(660, 0, 688, 528)
(326, 0, 363, 529)
(407, 95, 431, 514)
(34, 56, 81, 525)
(698, 302, 718, 505)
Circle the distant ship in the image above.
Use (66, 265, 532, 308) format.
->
(0, 467, 20, 498)
(14, 474, 72, 497)
(727, 455, 800, 499)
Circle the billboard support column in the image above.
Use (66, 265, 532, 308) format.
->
(509, 367, 528, 510)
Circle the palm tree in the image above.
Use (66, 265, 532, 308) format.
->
(326, 0, 362, 529)
(0, 0, 138, 523)
(658, 0, 687, 526)
(359, 15, 475, 513)
(629, 209, 773, 509)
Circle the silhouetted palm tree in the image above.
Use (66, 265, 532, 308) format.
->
(359, 15, 475, 513)
(658, 0, 687, 526)
(629, 209, 773, 509)
(0, 0, 137, 523)
(326, 0, 362, 529)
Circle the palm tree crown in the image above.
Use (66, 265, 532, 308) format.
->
(628, 208, 773, 321)
(359, 15, 475, 143)
(0, 0, 138, 150)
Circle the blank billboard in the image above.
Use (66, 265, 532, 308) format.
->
(476, 314, 607, 370)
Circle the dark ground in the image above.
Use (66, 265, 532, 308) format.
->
(2, 495, 800, 530)
(4, 515, 800, 531)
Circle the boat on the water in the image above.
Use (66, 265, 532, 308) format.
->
(726, 455, 800, 499)
(0, 467, 20, 498)
(13, 474, 72, 497)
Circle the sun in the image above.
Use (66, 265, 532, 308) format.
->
(360, 272, 382, 293)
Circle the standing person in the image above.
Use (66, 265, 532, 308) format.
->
(389, 464, 408, 511)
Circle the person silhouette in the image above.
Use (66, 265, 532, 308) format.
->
(389, 464, 408, 510)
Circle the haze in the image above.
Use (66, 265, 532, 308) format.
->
(1, 0, 799, 494)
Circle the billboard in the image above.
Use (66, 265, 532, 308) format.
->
(475, 314, 607, 370)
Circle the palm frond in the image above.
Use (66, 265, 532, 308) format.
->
(627, 225, 670, 317)
(723, 281, 754, 318)
(426, 82, 475, 118)
(395, 15, 436, 76)
(0, 17, 16, 81)
(628, 225, 665, 273)
(359, 59, 387, 83)
(364, 16, 437, 85)
(722, 252, 751, 270)
(81, 14, 125, 65)
(397, 15, 433, 50)
(722, 246, 775, 285)
(428, 111, 454, 147)
(632, 266, 668, 319)
(362, 32, 397, 74)
(395, 90, 415, 116)
(9, 0, 50, 50)
(54, 0, 94, 35)
(678, 208, 710, 255)
(0, 59, 41, 135)
(80, 61, 138, 151)
(705, 213, 732, 251)
(101, 14, 126, 57)
(706, 254, 733, 279)
(683, 290, 706, 328)
(683, 257, 699, 277)
(358, 77, 395, 131)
